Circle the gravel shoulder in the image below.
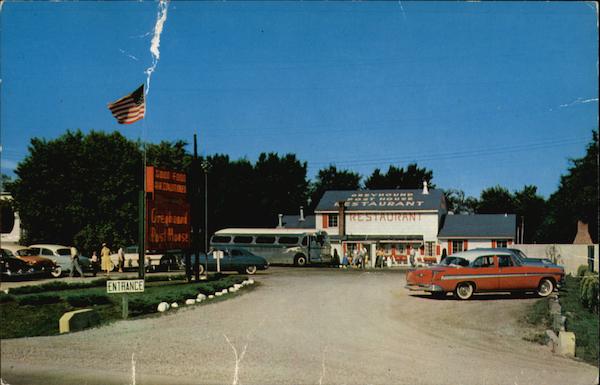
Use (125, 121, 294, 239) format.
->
(1, 268, 597, 385)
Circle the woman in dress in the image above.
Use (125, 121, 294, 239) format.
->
(100, 243, 112, 277)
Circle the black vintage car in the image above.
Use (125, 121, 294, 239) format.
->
(0, 252, 45, 280)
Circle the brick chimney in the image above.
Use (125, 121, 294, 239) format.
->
(573, 220, 593, 244)
(337, 201, 346, 237)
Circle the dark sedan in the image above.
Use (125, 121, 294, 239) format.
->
(0, 253, 45, 280)
(194, 248, 269, 275)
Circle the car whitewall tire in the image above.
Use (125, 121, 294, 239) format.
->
(537, 278, 554, 297)
(245, 265, 257, 275)
(455, 282, 474, 300)
(50, 267, 62, 278)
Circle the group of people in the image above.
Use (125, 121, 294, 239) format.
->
(340, 245, 368, 268)
(69, 243, 125, 278)
(335, 245, 447, 269)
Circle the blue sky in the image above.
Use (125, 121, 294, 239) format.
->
(1, 1, 598, 198)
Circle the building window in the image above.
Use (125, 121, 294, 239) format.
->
(496, 240, 508, 248)
(328, 214, 338, 227)
(452, 240, 465, 253)
(425, 242, 435, 256)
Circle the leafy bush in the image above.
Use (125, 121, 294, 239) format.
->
(18, 294, 62, 306)
(579, 273, 599, 312)
(145, 274, 186, 282)
(577, 265, 589, 277)
(0, 292, 16, 303)
(128, 297, 158, 316)
(66, 293, 112, 307)
(9, 278, 108, 295)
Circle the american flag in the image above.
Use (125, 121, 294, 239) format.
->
(107, 85, 145, 124)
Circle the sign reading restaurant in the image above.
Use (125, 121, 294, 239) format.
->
(348, 213, 423, 222)
(334, 192, 426, 208)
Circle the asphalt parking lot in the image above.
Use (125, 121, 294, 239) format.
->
(1, 267, 597, 385)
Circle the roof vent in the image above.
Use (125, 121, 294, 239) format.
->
(277, 214, 283, 228)
(299, 206, 305, 221)
(422, 181, 429, 195)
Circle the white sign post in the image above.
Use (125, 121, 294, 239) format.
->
(213, 250, 224, 273)
(107, 280, 145, 319)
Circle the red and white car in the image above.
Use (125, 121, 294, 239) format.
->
(405, 248, 565, 300)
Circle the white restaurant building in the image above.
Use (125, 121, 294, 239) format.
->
(312, 185, 516, 266)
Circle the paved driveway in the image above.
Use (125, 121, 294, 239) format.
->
(1, 267, 597, 385)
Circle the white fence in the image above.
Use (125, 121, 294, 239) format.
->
(511, 244, 598, 275)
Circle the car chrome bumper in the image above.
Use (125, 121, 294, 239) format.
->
(405, 284, 444, 292)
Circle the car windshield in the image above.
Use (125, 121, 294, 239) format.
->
(16, 248, 36, 257)
(440, 256, 470, 267)
(57, 248, 71, 256)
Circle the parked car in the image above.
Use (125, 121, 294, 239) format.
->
(1, 245, 61, 277)
(406, 248, 564, 300)
(193, 248, 269, 275)
(109, 246, 165, 272)
(28, 244, 91, 276)
(0, 252, 45, 280)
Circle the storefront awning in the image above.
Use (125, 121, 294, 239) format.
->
(331, 235, 424, 242)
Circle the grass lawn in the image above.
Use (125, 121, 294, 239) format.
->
(559, 275, 599, 365)
(523, 297, 551, 345)
(0, 274, 249, 339)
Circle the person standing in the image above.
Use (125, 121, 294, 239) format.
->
(117, 246, 125, 273)
(90, 251, 99, 277)
(101, 243, 112, 277)
(69, 246, 84, 278)
(409, 246, 417, 267)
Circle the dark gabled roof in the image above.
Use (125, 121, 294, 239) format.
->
(315, 189, 445, 212)
(438, 214, 516, 238)
(280, 215, 316, 229)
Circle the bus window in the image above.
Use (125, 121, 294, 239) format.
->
(278, 236, 299, 245)
(256, 236, 276, 244)
(233, 236, 253, 244)
(212, 235, 232, 243)
(301, 237, 308, 246)
(316, 235, 324, 246)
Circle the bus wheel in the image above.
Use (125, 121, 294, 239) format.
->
(295, 254, 307, 267)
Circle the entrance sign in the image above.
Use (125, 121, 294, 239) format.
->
(107, 279, 145, 294)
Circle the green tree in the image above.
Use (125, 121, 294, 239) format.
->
(364, 163, 435, 189)
(539, 131, 598, 243)
(146, 140, 191, 171)
(253, 153, 309, 226)
(513, 185, 547, 243)
(443, 189, 478, 214)
(308, 165, 361, 212)
(476, 185, 515, 214)
(9, 130, 142, 254)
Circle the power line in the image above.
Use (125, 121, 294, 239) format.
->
(309, 137, 589, 168)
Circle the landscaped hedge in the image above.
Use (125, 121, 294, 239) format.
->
(8, 279, 109, 295)
(18, 294, 62, 306)
(2, 274, 251, 338)
(579, 273, 599, 313)
(577, 265, 589, 277)
(0, 292, 16, 303)
(65, 293, 112, 307)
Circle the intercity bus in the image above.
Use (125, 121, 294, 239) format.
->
(210, 228, 333, 266)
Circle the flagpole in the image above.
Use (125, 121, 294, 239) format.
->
(138, 88, 148, 280)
